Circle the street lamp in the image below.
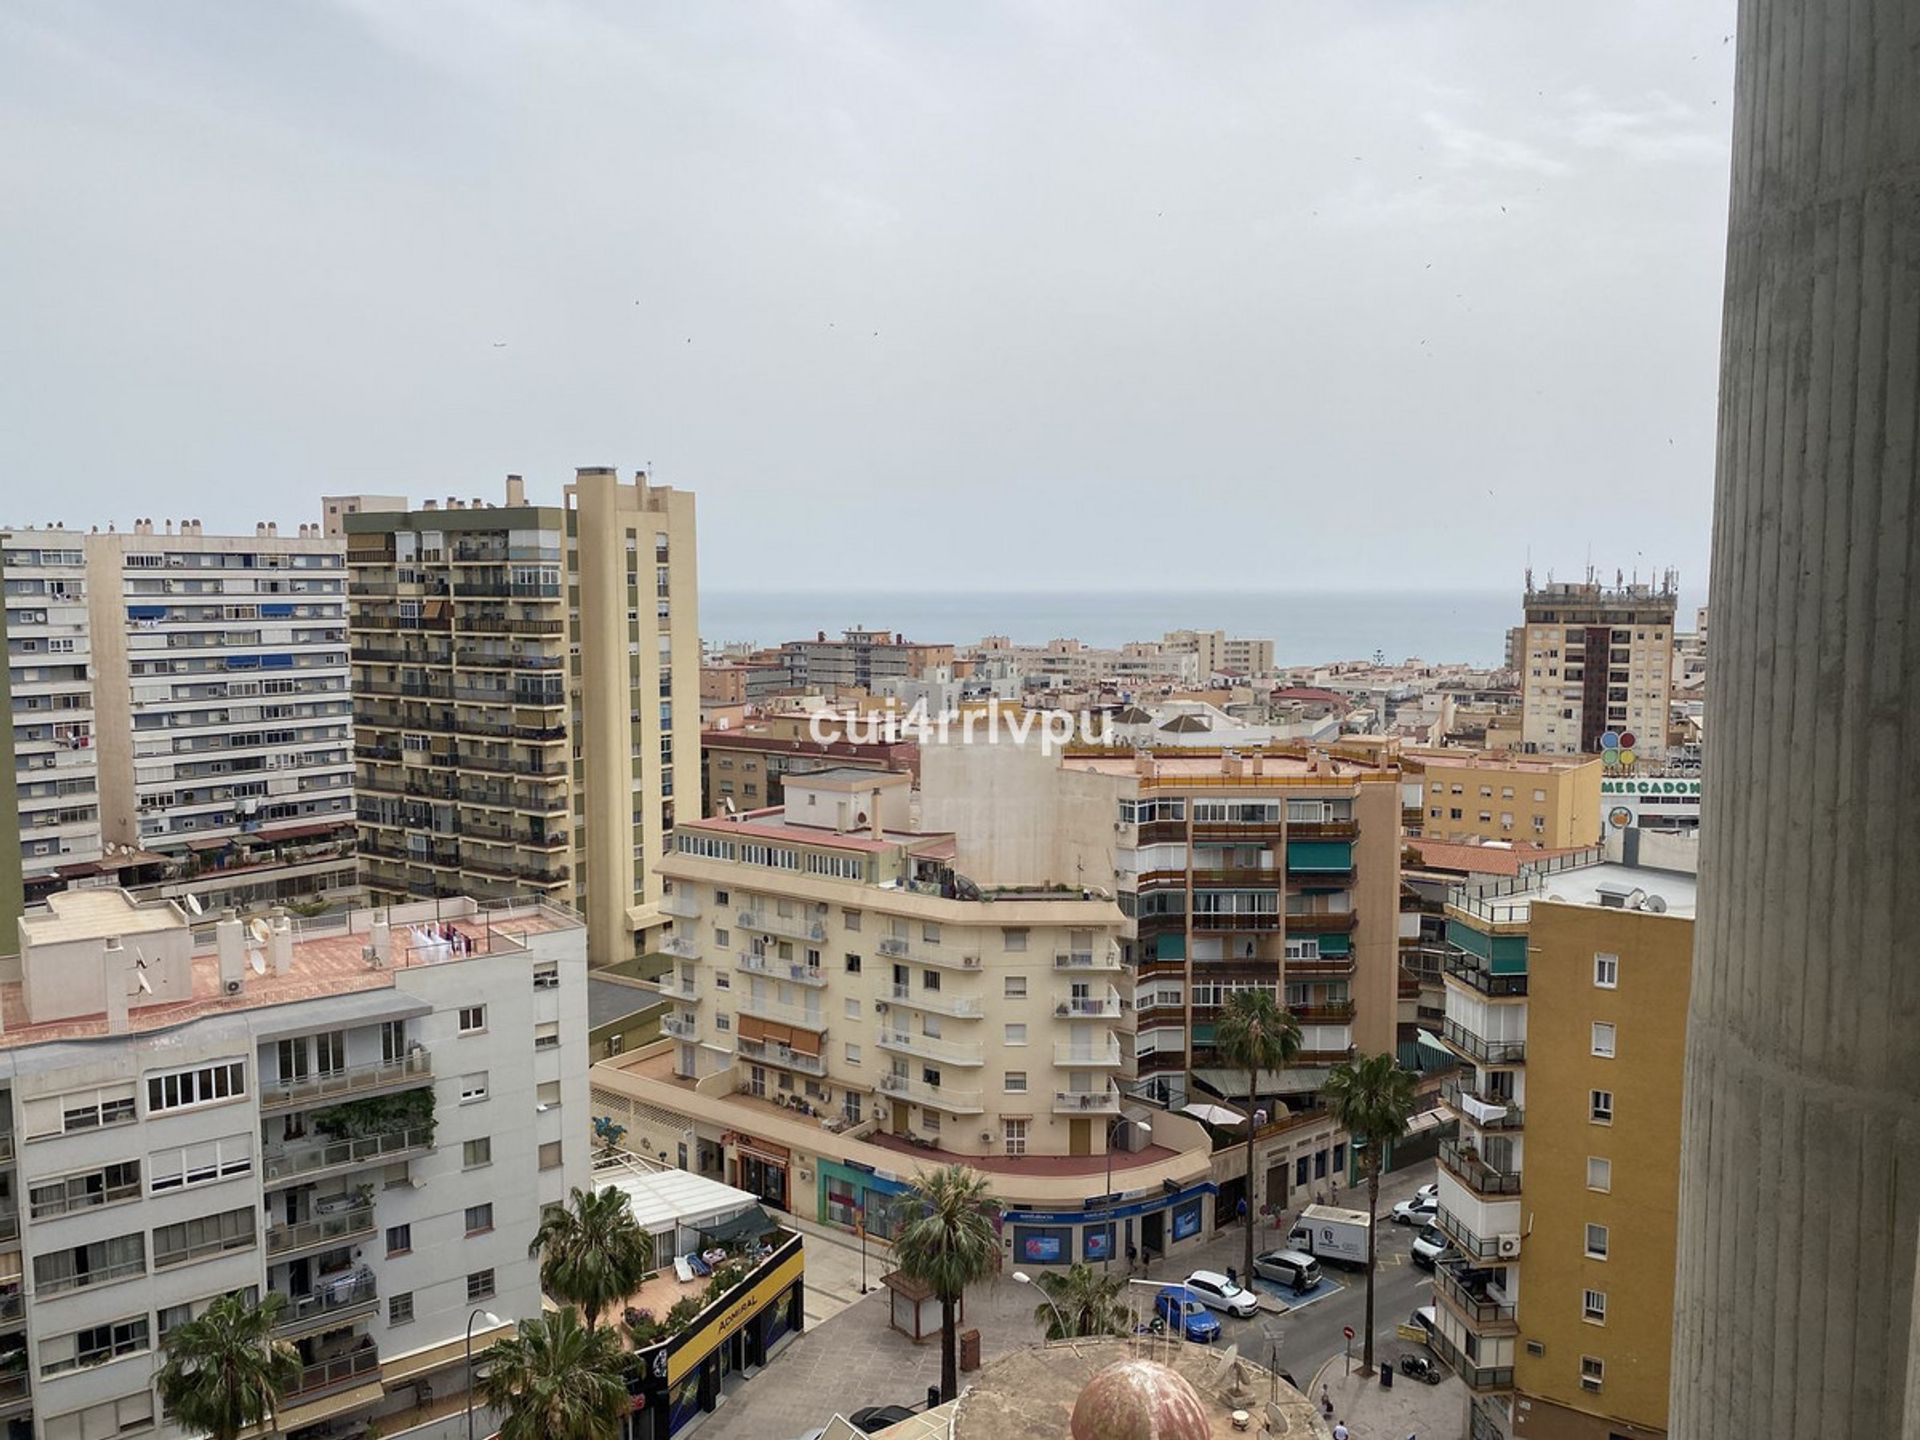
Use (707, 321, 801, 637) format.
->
(1103, 1117, 1152, 1276)
(466, 1309, 505, 1440)
(1012, 1271, 1071, 1339)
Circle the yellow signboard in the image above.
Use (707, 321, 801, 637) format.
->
(666, 1250, 805, 1384)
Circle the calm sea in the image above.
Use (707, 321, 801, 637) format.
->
(700, 589, 1521, 669)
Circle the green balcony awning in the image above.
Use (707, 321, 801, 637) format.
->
(1287, 840, 1354, 873)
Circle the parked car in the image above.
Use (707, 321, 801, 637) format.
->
(1392, 1194, 1439, 1226)
(850, 1408, 919, 1434)
(1252, 1248, 1322, 1292)
(1414, 1181, 1439, 1203)
(1409, 1305, 1438, 1343)
(1183, 1269, 1261, 1319)
(1410, 1225, 1449, 1270)
(1153, 1285, 1223, 1343)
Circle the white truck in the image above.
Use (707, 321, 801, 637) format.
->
(1287, 1204, 1372, 1267)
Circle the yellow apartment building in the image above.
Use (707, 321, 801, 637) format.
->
(1407, 750, 1603, 849)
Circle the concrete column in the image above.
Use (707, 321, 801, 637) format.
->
(1671, 2, 1920, 1436)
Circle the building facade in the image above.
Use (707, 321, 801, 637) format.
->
(319, 497, 409, 540)
(1432, 853, 1694, 1440)
(1406, 752, 1603, 848)
(778, 630, 953, 693)
(1517, 579, 1677, 762)
(347, 471, 699, 966)
(0, 887, 587, 1440)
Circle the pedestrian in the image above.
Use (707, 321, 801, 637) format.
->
(1333, 1422, 1349, 1440)
(1320, 1385, 1334, 1419)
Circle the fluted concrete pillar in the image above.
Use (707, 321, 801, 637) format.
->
(1672, 2, 1920, 1436)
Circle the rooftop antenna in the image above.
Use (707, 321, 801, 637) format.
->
(132, 947, 153, 995)
(250, 950, 268, 976)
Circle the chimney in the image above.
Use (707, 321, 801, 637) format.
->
(164, 518, 174, 535)
(446, 496, 458, 510)
(269, 908, 294, 977)
(505, 475, 525, 505)
(104, 938, 130, 1035)
(267, 522, 278, 536)
(870, 795, 884, 840)
(423, 499, 439, 511)
(215, 910, 245, 991)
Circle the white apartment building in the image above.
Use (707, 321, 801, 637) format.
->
(0, 889, 587, 1440)
(2, 534, 100, 879)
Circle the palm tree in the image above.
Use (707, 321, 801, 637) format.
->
(529, 1187, 654, 1331)
(1031, 1263, 1129, 1339)
(1214, 987, 1302, 1284)
(892, 1163, 999, 1402)
(1324, 1052, 1417, 1371)
(155, 1292, 301, 1440)
(479, 1308, 631, 1440)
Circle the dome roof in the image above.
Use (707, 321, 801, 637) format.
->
(1069, 1358, 1212, 1440)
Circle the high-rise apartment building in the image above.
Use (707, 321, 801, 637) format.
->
(348, 470, 698, 966)
(3, 521, 358, 914)
(1434, 848, 1693, 1440)
(0, 887, 587, 1440)
(319, 497, 409, 540)
(1162, 631, 1277, 680)
(1, 533, 99, 882)
(778, 629, 953, 692)
(1517, 577, 1677, 761)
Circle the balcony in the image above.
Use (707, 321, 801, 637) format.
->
(661, 1013, 701, 1042)
(260, 1049, 433, 1112)
(263, 1126, 436, 1190)
(1439, 1139, 1523, 1197)
(1288, 819, 1359, 841)
(661, 936, 701, 960)
(739, 910, 826, 944)
(0, 1373, 27, 1420)
(1440, 1019, 1526, 1066)
(1286, 911, 1358, 935)
(285, 1344, 382, 1402)
(1290, 1000, 1356, 1024)
(736, 993, 829, 1030)
(1427, 1326, 1513, 1392)
(1054, 1040, 1126, 1068)
(737, 953, 828, 987)
(878, 1073, 984, 1114)
(1435, 1203, 1518, 1262)
(1054, 993, 1124, 1019)
(274, 1271, 378, 1335)
(877, 1031, 985, 1067)
(653, 973, 700, 1002)
(885, 983, 983, 1019)
(736, 1036, 827, 1076)
(1286, 953, 1356, 976)
(1192, 911, 1281, 933)
(1053, 949, 1125, 972)
(878, 936, 983, 971)
(1441, 1081, 1524, 1131)
(1434, 1260, 1518, 1330)
(1444, 955, 1529, 998)
(266, 1201, 377, 1259)
(659, 891, 701, 920)
(1052, 1086, 1123, 1116)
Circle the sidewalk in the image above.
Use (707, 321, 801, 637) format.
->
(1310, 1344, 1467, 1440)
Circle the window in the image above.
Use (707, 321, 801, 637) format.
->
(1590, 1090, 1614, 1124)
(153, 1208, 254, 1268)
(1594, 952, 1619, 988)
(538, 1141, 563, 1170)
(467, 1269, 497, 1303)
(464, 1137, 492, 1169)
(537, 1080, 562, 1108)
(533, 962, 559, 990)
(1591, 1022, 1616, 1058)
(714, 927, 731, 947)
(387, 1225, 412, 1255)
(845, 1043, 862, 1066)
(1533, 789, 1547, 803)
(1582, 1289, 1607, 1323)
(459, 1005, 486, 1033)
(1004, 1072, 1028, 1093)
(1004, 1023, 1027, 1046)
(460, 1072, 489, 1104)
(1581, 1355, 1605, 1387)
(40, 1316, 150, 1376)
(714, 889, 730, 906)
(921, 923, 940, 944)
(844, 998, 861, 1019)
(33, 1234, 145, 1296)
(30, 1162, 142, 1219)
(1002, 928, 1028, 952)
(389, 1293, 414, 1326)
(1004, 1119, 1028, 1157)
(1005, 976, 1027, 999)
(844, 953, 862, 974)
(144, 1060, 246, 1116)
(1585, 1223, 1609, 1259)
(534, 1021, 560, 1050)
(466, 1203, 494, 1235)
(842, 909, 861, 931)
(43, 1393, 153, 1440)
(1587, 1156, 1612, 1192)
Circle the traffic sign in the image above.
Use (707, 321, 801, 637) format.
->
(1343, 1325, 1355, 1340)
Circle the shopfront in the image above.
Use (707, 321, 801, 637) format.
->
(1002, 1181, 1217, 1270)
(630, 1234, 806, 1439)
(817, 1158, 910, 1240)
(724, 1132, 791, 1212)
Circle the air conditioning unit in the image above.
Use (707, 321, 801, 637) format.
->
(874, 1001, 888, 1013)
(224, 979, 242, 995)
(1497, 1234, 1522, 1258)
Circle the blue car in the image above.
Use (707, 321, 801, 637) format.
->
(1153, 1285, 1222, 1343)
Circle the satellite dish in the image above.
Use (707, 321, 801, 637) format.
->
(248, 917, 272, 946)
(134, 970, 153, 995)
(249, 950, 268, 976)
(1645, 894, 1669, 913)
(184, 894, 204, 917)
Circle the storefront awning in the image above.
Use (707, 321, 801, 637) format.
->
(699, 1204, 780, 1247)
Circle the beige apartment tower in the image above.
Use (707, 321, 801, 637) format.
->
(348, 471, 698, 966)
(1517, 577, 1676, 762)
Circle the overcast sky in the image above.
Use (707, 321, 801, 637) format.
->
(1, 1, 1735, 595)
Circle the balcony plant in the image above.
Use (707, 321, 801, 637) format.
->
(309, 1088, 435, 1145)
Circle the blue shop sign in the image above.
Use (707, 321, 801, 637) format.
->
(1000, 1181, 1217, 1226)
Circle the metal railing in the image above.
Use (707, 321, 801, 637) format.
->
(736, 1037, 826, 1076)
(1427, 1326, 1513, 1391)
(286, 1346, 382, 1399)
(1052, 1087, 1122, 1115)
(738, 911, 826, 943)
(1054, 994, 1123, 1019)
(274, 1272, 378, 1332)
(260, 1049, 432, 1111)
(661, 1014, 700, 1041)
(1444, 954, 1529, 997)
(1434, 1262, 1517, 1326)
(878, 935, 982, 970)
(1441, 1081, 1524, 1130)
(263, 1126, 435, 1186)
(661, 936, 701, 959)
(1435, 1204, 1514, 1261)
(885, 983, 982, 1018)
(878, 1074, 983, 1112)
(1441, 1020, 1526, 1066)
(265, 1202, 376, 1257)
(1439, 1139, 1523, 1196)
(737, 953, 827, 987)
(1053, 950, 1124, 971)
(1053, 1041, 1125, 1067)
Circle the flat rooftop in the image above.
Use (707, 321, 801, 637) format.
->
(679, 809, 957, 858)
(1, 900, 578, 1050)
(22, 889, 184, 944)
(1064, 753, 1392, 780)
(1453, 860, 1697, 923)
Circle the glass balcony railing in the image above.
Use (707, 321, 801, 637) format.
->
(260, 1050, 432, 1111)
